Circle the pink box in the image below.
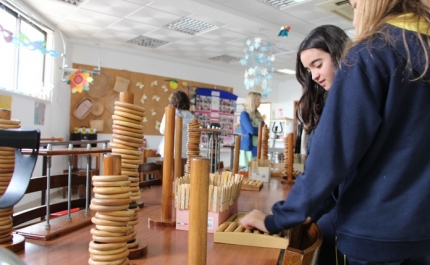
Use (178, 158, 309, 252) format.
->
(176, 200, 238, 233)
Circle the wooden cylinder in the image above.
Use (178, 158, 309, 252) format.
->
(174, 116, 183, 179)
(232, 135, 241, 174)
(287, 133, 294, 182)
(256, 121, 264, 159)
(103, 154, 122, 175)
(188, 157, 209, 265)
(0, 108, 11, 120)
(162, 106, 176, 219)
(119, 91, 134, 103)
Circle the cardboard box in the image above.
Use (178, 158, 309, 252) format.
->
(249, 159, 271, 182)
(176, 200, 238, 233)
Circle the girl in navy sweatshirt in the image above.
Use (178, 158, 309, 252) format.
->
(241, 0, 430, 264)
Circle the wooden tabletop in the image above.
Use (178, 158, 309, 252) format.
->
(16, 177, 293, 265)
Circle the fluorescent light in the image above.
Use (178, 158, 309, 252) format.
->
(165, 17, 218, 35)
(276, 69, 296, 75)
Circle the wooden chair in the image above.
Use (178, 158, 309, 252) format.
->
(138, 162, 162, 188)
(280, 222, 323, 265)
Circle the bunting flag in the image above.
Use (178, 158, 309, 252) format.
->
(68, 70, 93, 93)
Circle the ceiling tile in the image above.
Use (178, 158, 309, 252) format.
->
(222, 0, 277, 16)
(92, 28, 139, 42)
(81, 0, 145, 17)
(108, 19, 159, 35)
(198, 28, 248, 43)
(123, 0, 152, 5)
(126, 6, 182, 27)
(144, 28, 193, 42)
(19, 0, 77, 19)
(147, 2, 192, 17)
(309, 15, 353, 29)
(281, 0, 332, 21)
(175, 37, 222, 48)
(64, 9, 121, 28)
(56, 21, 103, 38)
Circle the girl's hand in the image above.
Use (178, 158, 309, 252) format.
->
(239, 209, 269, 233)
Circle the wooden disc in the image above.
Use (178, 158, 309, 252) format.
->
(96, 209, 135, 217)
(112, 138, 142, 148)
(95, 213, 132, 222)
(121, 171, 139, 177)
(122, 159, 141, 165)
(90, 250, 129, 262)
(113, 120, 143, 130)
(92, 181, 131, 187)
(114, 105, 144, 116)
(92, 175, 129, 182)
(0, 124, 20, 129)
(94, 192, 131, 200)
(114, 101, 145, 112)
(111, 148, 142, 156)
(91, 217, 128, 227)
(90, 228, 126, 237)
(89, 204, 129, 212)
(112, 115, 140, 124)
(111, 153, 141, 160)
(109, 142, 135, 150)
(89, 245, 128, 255)
(95, 225, 132, 234)
(0, 119, 20, 125)
(92, 234, 132, 244)
(88, 258, 128, 265)
(121, 163, 138, 169)
(112, 134, 142, 144)
(93, 186, 130, 195)
(91, 198, 131, 206)
(89, 241, 127, 252)
(112, 124, 143, 134)
(112, 129, 143, 140)
(113, 110, 142, 122)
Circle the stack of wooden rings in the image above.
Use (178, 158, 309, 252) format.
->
(0, 109, 20, 245)
(89, 156, 133, 265)
(260, 125, 269, 160)
(109, 100, 145, 252)
(185, 119, 201, 174)
(282, 133, 294, 182)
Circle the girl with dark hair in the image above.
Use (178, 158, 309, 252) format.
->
(157, 91, 194, 158)
(241, 0, 430, 263)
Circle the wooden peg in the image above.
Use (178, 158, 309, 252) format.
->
(119, 91, 134, 104)
(174, 116, 183, 179)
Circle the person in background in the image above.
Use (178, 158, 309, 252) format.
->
(240, 0, 430, 264)
(295, 24, 350, 264)
(239, 92, 262, 168)
(157, 90, 194, 159)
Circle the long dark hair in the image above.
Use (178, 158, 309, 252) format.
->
(296, 25, 349, 133)
(170, 90, 190, 110)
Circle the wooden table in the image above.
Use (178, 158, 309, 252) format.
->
(22, 147, 111, 229)
(16, 177, 293, 264)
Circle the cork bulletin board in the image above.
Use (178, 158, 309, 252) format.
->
(69, 63, 233, 135)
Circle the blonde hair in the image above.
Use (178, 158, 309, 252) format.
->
(348, 0, 430, 80)
(244, 92, 262, 122)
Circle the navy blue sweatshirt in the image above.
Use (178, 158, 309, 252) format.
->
(265, 21, 430, 261)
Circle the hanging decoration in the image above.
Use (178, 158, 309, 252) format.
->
(240, 37, 275, 98)
(68, 69, 93, 93)
(278, 25, 291, 37)
(0, 24, 61, 57)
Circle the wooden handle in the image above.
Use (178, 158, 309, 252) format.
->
(287, 133, 294, 182)
(103, 154, 122, 175)
(0, 109, 11, 120)
(257, 121, 264, 159)
(174, 116, 183, 179)
(188, 157, 209, 265)
(119, 92, 134, 103)
(162, 106, 175, 219)
(232, 135, 241, 174)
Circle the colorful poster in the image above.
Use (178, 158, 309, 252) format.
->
(34, 102, 46, 125)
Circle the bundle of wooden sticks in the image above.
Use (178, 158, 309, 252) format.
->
(174, 171, 243, 213)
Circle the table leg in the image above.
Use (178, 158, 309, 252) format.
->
(45, 156, 52, 229)
(67, 155, 72, 220)
(85, 154, 91, 214)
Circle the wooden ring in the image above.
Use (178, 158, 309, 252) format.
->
(88, 258, 128, 265)
(114, 105, 144, 116)
(93, 187, 130, 195)
(114, 101, 145, 112)
(90, 228, 126, 237)
(0, 222, 13, 230)
(112, 114, 140, 124)
(109, 142, 135, 150)
(113, 110, 142, 121)
(112, 129, 143, 140)
(0, 147, 14, 151)
(95, 225, 132, 234)
(95, 213, 132, 222)
(121, 163, 138, 169)
(121, 159, 141, 165)
(89, 204, 129, 212)
(88, 245, 128, 255)
(111, 153, 141, 160)
(128, 219, 139, 226)
(0, 234, 12, 244)
(0, 124, 20, 129)
(92, 181, 131, 187)
(92, 175, 129, 182)
(0, 209, 13, 217)
(112, 138, 142, 148)
(112, 120, 143, 130)
(0, 164, 15, 169)
(91, 198, 131, 206)
(94, 192, 131, 199)
(111, 148, 142, 156)
(111, 124, 143, 134)
(92, 234, 133, 244)
(112, 134, 142, 144)
(0, 218, 11, 226)
(96, 209, 135, 217)
(0, 119, 20, 125)
(0, 156, 15, 160)
(129, 187, 140, 193)
(120, 171, 139, 177)
(127, 239, 139, 248)
(89, 241, 126, 251)
(91, 217, 128, 227)
(90, 250, 129, 262)
(0, 169, 13, 174)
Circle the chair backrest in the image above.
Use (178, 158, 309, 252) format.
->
(281, 222, 323, 265)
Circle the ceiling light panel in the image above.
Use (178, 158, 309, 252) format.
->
(126, 36, 170, 48)
(56, 0, 83, 6)
(258, 0, 311, 9)
(208, 54, 242, 63)
(165, 17, 218, 35)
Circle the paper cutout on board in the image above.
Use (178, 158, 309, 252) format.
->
(151, 80, 158, 87)
(152, 95, 160, 102)
(136, 81, 144, 89)
(161, 85, 168, 92)
(168, 93, 174, 100)
(34, 102, 46, 125)
(169, 80, 178, 89)
(140, 94, 147, 104)
(68, 69, 93, 93)
(150, 109, 156, 116)
(0, 94, 12, 110)
(143, 116, 147, 122)
(155, 120, 161, 130)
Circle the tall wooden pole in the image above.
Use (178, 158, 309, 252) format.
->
(188, 157, 209, 265)
(257, 121, 264, 159)
(232, 135, 241, 174)
(174, 116, 183, 179)
(287, 133, 294, 182)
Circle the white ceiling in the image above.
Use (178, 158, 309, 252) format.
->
(11, 0, 353, 79)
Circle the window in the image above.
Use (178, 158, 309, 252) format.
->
(0, 3, 54, 101)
